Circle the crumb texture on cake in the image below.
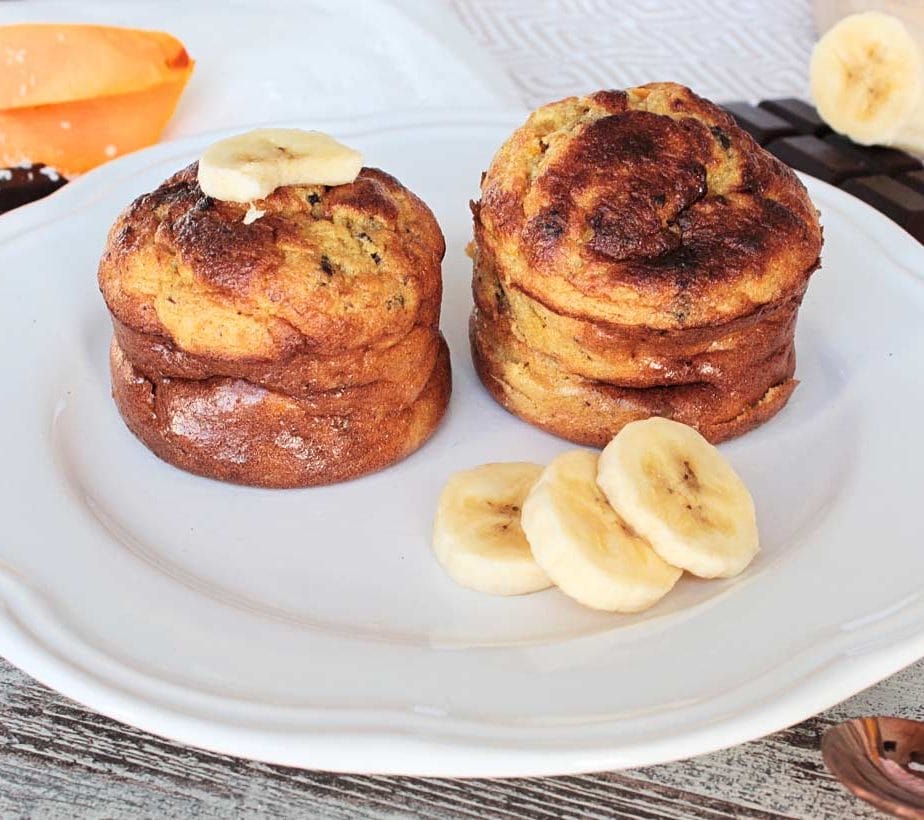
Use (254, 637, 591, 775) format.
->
(99, 163, 445, 360)
(110, 338, 451, 488)
(471, 82, 822, 444)
(476, 83, 822, 330)
(100, 159, 450, 488)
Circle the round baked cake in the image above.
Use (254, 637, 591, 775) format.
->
(471, 82, 823, 445)
(99, 161, 450, 487)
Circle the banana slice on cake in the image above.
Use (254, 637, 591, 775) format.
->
(810, 11, 924, 150)
(197, 128, 363, 203)
(521, 450, 681, 612)
(432, 462, 552, 595)
(597, 418, 759, 579)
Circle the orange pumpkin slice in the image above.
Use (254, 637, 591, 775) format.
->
(0, 24, 192, 108)
(0, 77, 192, 175)
(0, 24, 194, 174)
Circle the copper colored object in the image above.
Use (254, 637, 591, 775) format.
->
(822, 717, 924, 817)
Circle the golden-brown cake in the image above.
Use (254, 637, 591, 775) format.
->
(99, 160, 450, 486)
(473, 255, 803, 388)
(471, 82, 822, 444)
(112, 317, 442, 404)
(99, 164, 444, 360)
(470, 307, 796, 447)
(110, 338, 451, 489)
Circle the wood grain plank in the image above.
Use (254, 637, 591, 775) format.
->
(1, 657, 919, 817)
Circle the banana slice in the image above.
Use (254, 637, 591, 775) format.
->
(597, 418, 758, 579)
(521, 450, 681, 612)
(432, 462, 552, 595)
(197, 128, 363, 203)
(810, 11, 924, 149)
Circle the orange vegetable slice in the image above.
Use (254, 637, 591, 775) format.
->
(0, 75, 192, 176)
(0, 24, 193, 174)
(0, 24, 192, 110)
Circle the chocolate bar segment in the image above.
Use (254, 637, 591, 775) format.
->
(823, 134, 921, 176)
(841, 175, 924, 242)
(759, 98, 830, 136)
(0, 165, 68, 214)
(767, 135, 867, 184)
(723, 102, 798, 145)
(896, 169, 924, 195)
(751, 97, 924, 242)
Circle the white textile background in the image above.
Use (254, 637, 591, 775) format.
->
(449, 0, 818, 106)
(0, 0, 819, 135)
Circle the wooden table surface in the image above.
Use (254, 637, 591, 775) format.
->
(2, 655, 921, 817)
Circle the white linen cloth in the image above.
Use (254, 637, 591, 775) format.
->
(0, 0, 523, 137)
(449, 0, 818, 106)
(0, 0, 820, 138)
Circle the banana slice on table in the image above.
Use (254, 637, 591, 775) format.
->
(597, 418, 758, 580)
(197, 128, 363, 203)
(432, 462, 552, 596)
(810, 11, 924, 150)
(521, 450, 682, 612)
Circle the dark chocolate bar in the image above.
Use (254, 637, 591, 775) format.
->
(840, 175, 924, 242)
(759, 98, 830, 136)
(730, 98, 924, 242)
(823, 135, 920, 177)
(766, 135, 868, 185)
(723, 102, 798, 145)
(0, 164, 68, 215)
(897, 169, 924, 195)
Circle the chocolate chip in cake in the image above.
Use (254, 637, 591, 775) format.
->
(710, 125, 732, 150)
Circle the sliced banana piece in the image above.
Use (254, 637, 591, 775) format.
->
(597, 418, 758, 579)
(197, 128, 363, 203)
(810, 11, 924, 148)
(521, 450, 681, 612)
(432, 462, 551, 596)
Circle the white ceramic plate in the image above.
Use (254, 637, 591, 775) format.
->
(1, 111, 923, 778)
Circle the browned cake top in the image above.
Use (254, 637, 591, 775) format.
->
(475, 83, 823, 329)
(99, 163, 445, 361)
